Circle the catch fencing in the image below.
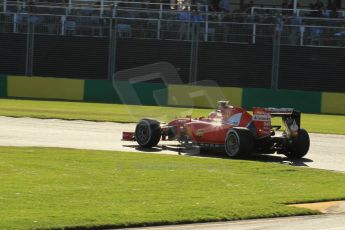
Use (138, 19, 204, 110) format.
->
(0, 6, 345, 92)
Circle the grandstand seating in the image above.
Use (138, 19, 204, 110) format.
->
(0, 0, 345, 47)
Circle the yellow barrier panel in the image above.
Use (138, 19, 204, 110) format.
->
(168, 85, 242, 108)
(8, 76, 84, 101)
(321, 92, 345, 115)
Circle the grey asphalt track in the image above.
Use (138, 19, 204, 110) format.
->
(0, 116, 344, 172)
(119, 214, 345, 230)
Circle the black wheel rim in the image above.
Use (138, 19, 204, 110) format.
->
(136, 124, 150, 144)
(226, 133, 239, 155)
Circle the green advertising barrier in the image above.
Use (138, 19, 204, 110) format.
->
(242, 88, 322, 113)
(2, 74, 342, 115)
(84, 79, 121, 103)
(0, 75, 7, 97)
(84, 80, 167, 106)
(132, 82, 167, 106)
(322, 92, 345, 115)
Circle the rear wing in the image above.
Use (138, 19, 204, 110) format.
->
(253, 107, 301, 137)
(264, 108, 301, 128)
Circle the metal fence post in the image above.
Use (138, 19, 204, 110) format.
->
(189, 22, 195, 84)
(271, 18, 282, 90)
(25, 17, 34, 76)
(100, 0, 104, 17)
(299, 26, 304, 46)
(13, 13, 17, 33)
(189, 21, 200, 84)
(61, 15, 66, 35)
(252, 23, 256, 44)
(157, 3, 162, 40)
(68, 0, 72, 14)
(250, 7, 255, 15)
(3, 0, 7, 13)
(107, 18, 117, 80)
(194, 22, 200, 83)
(204, 6, 209, 42)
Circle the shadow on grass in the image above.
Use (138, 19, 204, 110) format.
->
(122, 144, 313, 168)
(251, 154, 313, 167)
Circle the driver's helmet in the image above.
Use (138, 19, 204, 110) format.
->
(217, 101, 230, 111)
(208, 111, 218, 119)
(217, 101, 233, 121)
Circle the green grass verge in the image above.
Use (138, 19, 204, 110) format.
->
(1, 147, 345, 230)
(0, 99, 344, 134)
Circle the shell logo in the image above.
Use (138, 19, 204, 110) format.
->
(196, 129, 205, 137)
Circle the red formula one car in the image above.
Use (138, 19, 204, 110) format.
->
(123, 101, 310, 158)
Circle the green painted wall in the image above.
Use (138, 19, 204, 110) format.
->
(84, 80, 121, 103)
(132, 82, 167, 106)
(0, 75, 7, 97)
(84, 80, 167, 106)
(242, 88, 322, 114)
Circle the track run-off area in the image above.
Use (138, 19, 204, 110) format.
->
(0, 116, 344, 172)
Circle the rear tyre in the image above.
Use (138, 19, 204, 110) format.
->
(224, 128, 254, 158)
(135, 119, 161, 148)
(285, 128, 310, 159)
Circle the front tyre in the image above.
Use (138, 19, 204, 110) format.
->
(285, 128, 310, 159)
(135, 119, 161, 148)
(225, 128, 254, 158)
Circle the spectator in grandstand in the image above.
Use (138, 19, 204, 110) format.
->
(308, 3, 316, 16)
(178, 9, 191, 20)
(23, 0, 44, 26)
(242, 0, 254, 13)
(288, 0, 300, 9)
(309, 26, 323, 45)
(281, 0, 292, 15)
(280, 0, 300, 15)
(178, 8, 205, 39)
(218, 0, 231, 13)
(326, 0, 338, 18)
(27, 0, 35, 13)
(193, 0, 209, 11)
(288, 13, 302, 45)
(178, 10, 191, 39)
(314, 0, 325, 10)
(333, 28, 345, 46)
(310, 0, 324, 17)
(209, 0, 220, 12)
(13, 4, 27, 30)
(282, 0, 289, 9)
(111, 3, 117, 18)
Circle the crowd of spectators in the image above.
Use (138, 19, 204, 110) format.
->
(1, 0, 345, 47)
(308, 0, 340, 17)
(3, 0, 343, 19)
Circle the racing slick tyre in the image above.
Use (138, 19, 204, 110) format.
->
(225, 128, 254, 158)
(285, 128, 310, 159)
(135, 119, 161, 148)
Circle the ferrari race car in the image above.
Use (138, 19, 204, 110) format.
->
(122, 101, 310, 159)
